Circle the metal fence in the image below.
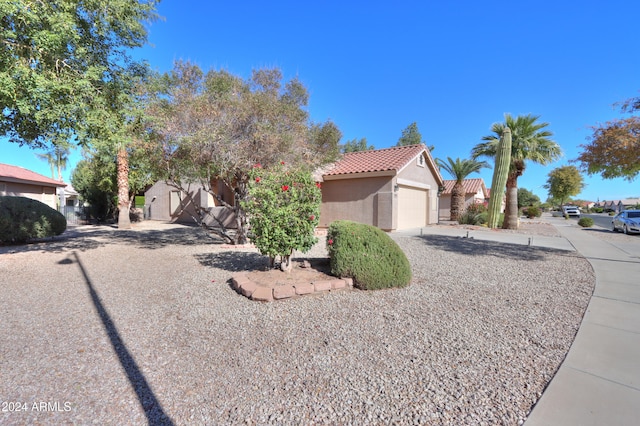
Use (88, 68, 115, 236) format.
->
(60, 205, 89, 225)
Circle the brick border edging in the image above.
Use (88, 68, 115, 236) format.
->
(230, 273, 353, 302)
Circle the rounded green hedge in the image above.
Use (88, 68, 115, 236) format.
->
(578, 217, 594, 228)
(0, 196, 67, 244)
(326, 220, 412, 290)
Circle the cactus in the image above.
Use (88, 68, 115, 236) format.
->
(487, 127, 512, 228)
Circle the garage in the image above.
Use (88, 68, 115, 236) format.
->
(397, 185, 428, 229)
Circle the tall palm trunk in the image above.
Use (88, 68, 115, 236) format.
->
(450, 182, 465, 221)
(117, 147, 132, 229)
(502, 173, 520, 230)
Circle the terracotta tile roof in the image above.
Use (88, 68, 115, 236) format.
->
(323, 144, 432, 176)
(441, 178, 488, 197)
(0, 163, 66, 187)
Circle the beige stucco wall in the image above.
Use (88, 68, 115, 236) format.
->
(0, 180, 58, 209)
(319, 176, 394, 230)
(144, 181, 236, 228)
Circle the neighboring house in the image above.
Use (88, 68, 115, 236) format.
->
(0, 163, 67, 210)
(317, 144, 444, 231)
(59, 184, 80, 208)
(620, 198, 640, 210)
(439, 178, 489, 221)
(144, 180, 237, 228)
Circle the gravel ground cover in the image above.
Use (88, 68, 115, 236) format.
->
(0, 221, 594, 425)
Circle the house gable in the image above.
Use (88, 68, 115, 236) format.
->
(318, 145, 443, 230)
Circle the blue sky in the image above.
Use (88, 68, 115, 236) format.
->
(2, 0, 639, 201)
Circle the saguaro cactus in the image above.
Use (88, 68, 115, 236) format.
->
(487, 127, 512, 229)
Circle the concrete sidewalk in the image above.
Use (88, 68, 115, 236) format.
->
(392, 221, 576, 252)
(524, 216, 640, 425)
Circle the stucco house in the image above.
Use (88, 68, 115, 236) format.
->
(317, 144, 444, 230)
(144, 180, 237, 228)
(0, 163, 67, 209)
(438, 178, 489, 221)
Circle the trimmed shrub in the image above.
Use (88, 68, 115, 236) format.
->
(326, 220, 411, 290)
(525, 206, 541, 218)
(578, 217, 594, 228)
(0, 196, 67, 244)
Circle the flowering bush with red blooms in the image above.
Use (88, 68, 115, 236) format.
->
(243, 162, 321, 271)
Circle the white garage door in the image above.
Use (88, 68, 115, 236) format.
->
(397, 186, 428, 229)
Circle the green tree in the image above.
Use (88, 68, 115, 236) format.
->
(437, 157, 489, 221)
(517, 188, 541, 208)
(145, 62, 340, 244)
(544, 165, 585, 207)
(243, 163, 321, 272)
(472, 113, 562, 229)
(71, 155, 117, 222)
(576, 95, 640, 181)
(36, 139, 71, 181)
(0, 0, 159, 147)
(341, 138, 374, 153)
(396, 122, 424, 146)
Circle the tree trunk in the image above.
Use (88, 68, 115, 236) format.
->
(117, 147, 132, 229)
(234, 207, 248, 244)
(233, 174, 249, 244)
(280, 254, 293, 273)
(502, 174, 519, 230)
(450, 182, 465, 221)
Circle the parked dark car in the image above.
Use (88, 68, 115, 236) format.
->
(612, 210, 640, 234)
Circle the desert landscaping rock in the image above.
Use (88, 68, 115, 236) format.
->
(250, 286, 274, 302)
(294, 282, 315, 295)
(0, 220, 596, 425)
(313, 280, 333, 292)
(331, 279, 347, 289)
(273, 285, 296, 300)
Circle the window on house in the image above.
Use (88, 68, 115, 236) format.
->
(417, 155, 425, 167)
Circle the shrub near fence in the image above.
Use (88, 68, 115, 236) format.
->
(0, 196, 66, 243)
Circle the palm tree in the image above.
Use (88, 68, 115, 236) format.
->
(36, 142, 70, 181)
(472, 114, 562, 229)
(437, 157, 489, 221)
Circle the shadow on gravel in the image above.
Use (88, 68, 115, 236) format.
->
(60, 252, 175, 425)
(416, 234, 573, 261)
(195, 251, 267, 272)
(0, 223, 226, 255)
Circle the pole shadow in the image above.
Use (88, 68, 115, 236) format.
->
(68, 251, 175, 425)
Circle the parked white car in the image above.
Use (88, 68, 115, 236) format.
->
(612, 210, 640, 234)
(562, 205, 581, 217)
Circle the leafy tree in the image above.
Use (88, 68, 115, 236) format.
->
(396, 122, 424, 146)
(243, 163, 321, 272)
(544, 165, 585, 207)
(437, 157, 489, 221)
(36, 139, 71, 181)
(145, 62, 340, 244)
(341, 138, 374, 153)
(472, 113, 562, 229)
(71, 156, 117, 222)
(0, 0, 159, 147)
(517, 188, 541, 208)
(71, 142, 154, 223)
(576, 95, 640, 181)
(1, 1, 159, 230)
